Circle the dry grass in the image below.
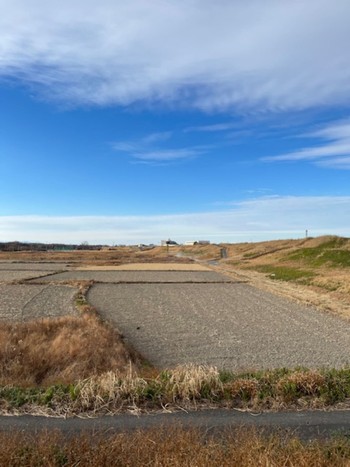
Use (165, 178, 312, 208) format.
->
(0, 310, 141, 387)
(163, 363, 223, 401)
(1, 427, 350, 466)
(0, 246, 193, 266)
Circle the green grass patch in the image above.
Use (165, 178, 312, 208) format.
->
(252, 265, 316, 282)
(286, 237, 350, 268)
(242, 251, 261, 258)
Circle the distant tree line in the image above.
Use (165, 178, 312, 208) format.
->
(0, 241, 104, 251)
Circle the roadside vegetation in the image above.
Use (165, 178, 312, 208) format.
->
(2, 364, 350, 416)
(2, 426, 350, 466)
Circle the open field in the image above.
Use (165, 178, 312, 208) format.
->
(1, 236, 350, 417)
(3, 258, 348, 371)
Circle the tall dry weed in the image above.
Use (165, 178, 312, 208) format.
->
(0, 312, 141, 386)
(76, 370, 149, 411)
(164, 364, 224, 401)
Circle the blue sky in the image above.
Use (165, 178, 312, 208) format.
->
(1, 0, 350, 244)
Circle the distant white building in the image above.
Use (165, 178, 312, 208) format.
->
(161, 239, 178, 246)
(184, 240, 210, 246)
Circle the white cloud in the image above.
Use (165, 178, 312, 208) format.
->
(263, 119, 350, 168)
(1, 1, 350, 111)
(1, 196, 349, 244)
(113, 131, 204, 162)
(184, 122, 239, 133)
(132, 148, 202, 162)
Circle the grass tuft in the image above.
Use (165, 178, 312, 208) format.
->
(163, 364, 224, 401)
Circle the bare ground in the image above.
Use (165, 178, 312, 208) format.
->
(87, 280, 350, 370)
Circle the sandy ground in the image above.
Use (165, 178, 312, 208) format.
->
(76, 262, 211, 271)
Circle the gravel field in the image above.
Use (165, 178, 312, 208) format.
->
(0, 262, 70, 271)
(3, 262, 350, 371)
(0, 284, 78, 321)
(0, 271, 59, 282)
(88, 282, 350, 370)
(35, 270, 231, 283)
(0, 262, 69, 282)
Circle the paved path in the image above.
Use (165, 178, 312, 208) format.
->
(87, 274, 350, 370)
(1, 410, 350, 441)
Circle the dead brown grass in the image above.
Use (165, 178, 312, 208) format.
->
(0, 246, 193, 266)
(0, 311, 142, 386)
(1, 427, 350, 466)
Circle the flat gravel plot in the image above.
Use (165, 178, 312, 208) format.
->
(0, 262, 69, 271)
(88, 283, 350, 370)
(35, 270, 230, 283)
(0, 271, 59, 282)
(0, 263, 68, 282)
(0, 284, 78, 321)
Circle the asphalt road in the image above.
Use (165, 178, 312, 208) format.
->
(1, 410, 350, 441)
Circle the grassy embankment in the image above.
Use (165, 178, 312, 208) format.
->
(225, 236, 350, 289)
(177, 236, 350, 287)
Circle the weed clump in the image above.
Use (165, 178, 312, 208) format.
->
(0, 312, 141, 387)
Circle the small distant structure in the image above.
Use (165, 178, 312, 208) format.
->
(161, 239, 178, 246)
(184, 240, 211, 246)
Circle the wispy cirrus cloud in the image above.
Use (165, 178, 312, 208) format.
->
(112, 131, 204, 163)
(1, 196, 349, 244)
(184, 122, 239, 133)
(263, 120, 350, 169)
(1, 1, 350, 112)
